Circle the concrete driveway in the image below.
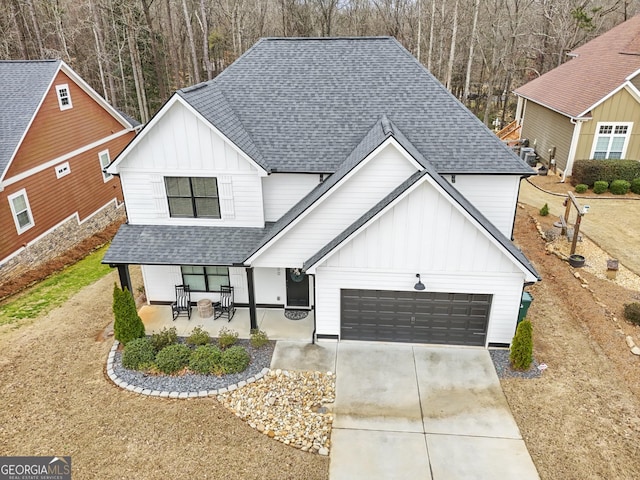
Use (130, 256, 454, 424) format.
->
(518, 178, 640, 275)
(271, 341, 540, 480)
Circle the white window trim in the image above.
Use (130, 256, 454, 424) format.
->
(590, 121, 633, 159)
(8, 189, 35, 234)
(99, 149, 112, 182)
(55, 84, 73, 111)
(55, 161, 71, 179)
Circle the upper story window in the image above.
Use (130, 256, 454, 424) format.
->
(55, 84, 73, 110)
(98, 150, 112, 182)
(8, 189, 34, 234)
(165, 177, 220, 218)
(591, 122, 632, 159)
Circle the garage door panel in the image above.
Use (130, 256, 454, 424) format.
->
(341, 289, 491, 346)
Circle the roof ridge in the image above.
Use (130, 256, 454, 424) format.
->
(261, 36, 393, 41)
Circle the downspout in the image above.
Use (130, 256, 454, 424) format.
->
(311, 273, 317, 344)
(563, 117, 588, 182)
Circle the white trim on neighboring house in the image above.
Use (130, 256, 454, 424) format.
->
(98, 149, 112, 182)
(55, 83, 73, 110)
(106, 95, 268, 177)
(515, 96, 524, 125)
(244, 136, 424, 264)
(304, 171, 538, 283)
(0, 198, 123, 266)
(1, 129, 131, 189)
(623, 81, 640, 104)
(575, 81, 640, 119)
(7, 188, 35, 234)
(589, 121, 633, 160)
(563, 118, 588, 180)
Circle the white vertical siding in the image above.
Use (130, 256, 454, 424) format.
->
(262, 173, 322, 222)
(253, 267, 286, 304)
(252, 144, 419, 267)
(142, 265, 248, 303)
(118, 100, 264, 227)
(314, 268, 524, 345)
(446, 175, 521, 238)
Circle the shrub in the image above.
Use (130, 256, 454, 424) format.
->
(122, 338, 155, 370)
(631, 178, 640, 194)
(113, 284, 145, 345)
(186, 326, 211, 346)
(624, 303, 640, 325)
(593, 181, 609, 194)
(250, 329, 270, 348)
(150, 327, 177, 353)
(609, 179, 630, 195)
(189, 345, 223, 374)
(137, 361, 159, 373)
(221, 346, 250, 374)
(155, 344, 191, 374)
(510, 319, 533, 371)
(539, 203, 549, 216)
(571, 159, 640, 186)
(218, 327, 239, 349)
(574, 184, 588, 194)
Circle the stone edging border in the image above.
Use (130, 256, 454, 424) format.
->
(106, 339, 270, 398)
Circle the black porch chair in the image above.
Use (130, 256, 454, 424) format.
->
(171, 284, 192, 320)
(214, 285, 235, 321)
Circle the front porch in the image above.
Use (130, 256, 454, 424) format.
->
(138, 305, 315, 342)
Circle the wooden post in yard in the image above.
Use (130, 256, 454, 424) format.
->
(567, 192, 585, 256)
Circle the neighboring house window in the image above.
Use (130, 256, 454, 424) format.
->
(55, 84, 73, 110)
(8, 189, 34, 234)
(591, 122, 632, 159)
(165, 177, 221, 218)
(99, 150, 112, 182)
(55, 162, 71, 179)
(181, 266, 229, 292)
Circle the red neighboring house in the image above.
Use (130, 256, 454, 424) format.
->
(0, 60, 139, 285)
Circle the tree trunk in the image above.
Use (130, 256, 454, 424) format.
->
(140, 0, 168, 100)
(164, 0, 182, 89)
(463, 0, 479, 104)
(181, 0, 201, 83)
(200, 0, 213, 80)
(445, 0, 458, 91)
(427, 0, 435, 71)
(25, 0, 44, 57)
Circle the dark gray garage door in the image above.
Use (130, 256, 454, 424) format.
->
(341, 289, 492, 346)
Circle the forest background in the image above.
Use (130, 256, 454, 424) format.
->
(3, 0, 638, 126)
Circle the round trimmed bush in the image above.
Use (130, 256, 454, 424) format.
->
(609, 179, 630, 195)
(221, 346, 250, 374)
(186, 326, 211, 346)
(155, 344, 192, 374)
(122, 338, 155, 370)
(624, 303, 640, 325)
(574, 184, 588, 194)
(593, 181, 609, 194)
(630, 178, 640, 194)
(150, 326, 177, 353)
(189, 345, 222, 374)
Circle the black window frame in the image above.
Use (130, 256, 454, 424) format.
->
(165, 176, 221, 219)
(181, 266, 230, 292)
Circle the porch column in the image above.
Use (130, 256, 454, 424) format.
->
(113, 264, 132, 293)
(246, 267, 258, 330)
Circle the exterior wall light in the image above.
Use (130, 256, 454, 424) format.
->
(414, 273, 425, 291)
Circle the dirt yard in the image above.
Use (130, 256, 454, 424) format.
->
(1, 206, 639, 479)
(507, 204, 640, 479)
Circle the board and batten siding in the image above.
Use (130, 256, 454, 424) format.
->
(142, 265, 248, 304)
(520, 99, 574, 171)
(252, 143, 419, 267)
(262, 174, 322, 222)
(575, 88, 640, 161)
(314, 268, 524, 345)
(446, 175, 520, 238)
(311, 178, 527, 345)
(253, 267, 286, 304)
(118, 101, 264, 227)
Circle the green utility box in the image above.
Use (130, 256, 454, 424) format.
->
(518, 292, 533, 324)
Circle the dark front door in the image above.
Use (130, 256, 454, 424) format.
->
(286, 268, 310, 308)
(340, 289, 491, 346)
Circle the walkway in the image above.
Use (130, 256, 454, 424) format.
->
(518, 178, 640, 275)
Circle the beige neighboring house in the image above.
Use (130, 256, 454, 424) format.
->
(514, 14, 640, 179)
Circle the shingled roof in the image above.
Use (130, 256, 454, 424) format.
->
(177, 37, 531, 175)
(0, 60, 60, 179)
(514, 15, 640, 118)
